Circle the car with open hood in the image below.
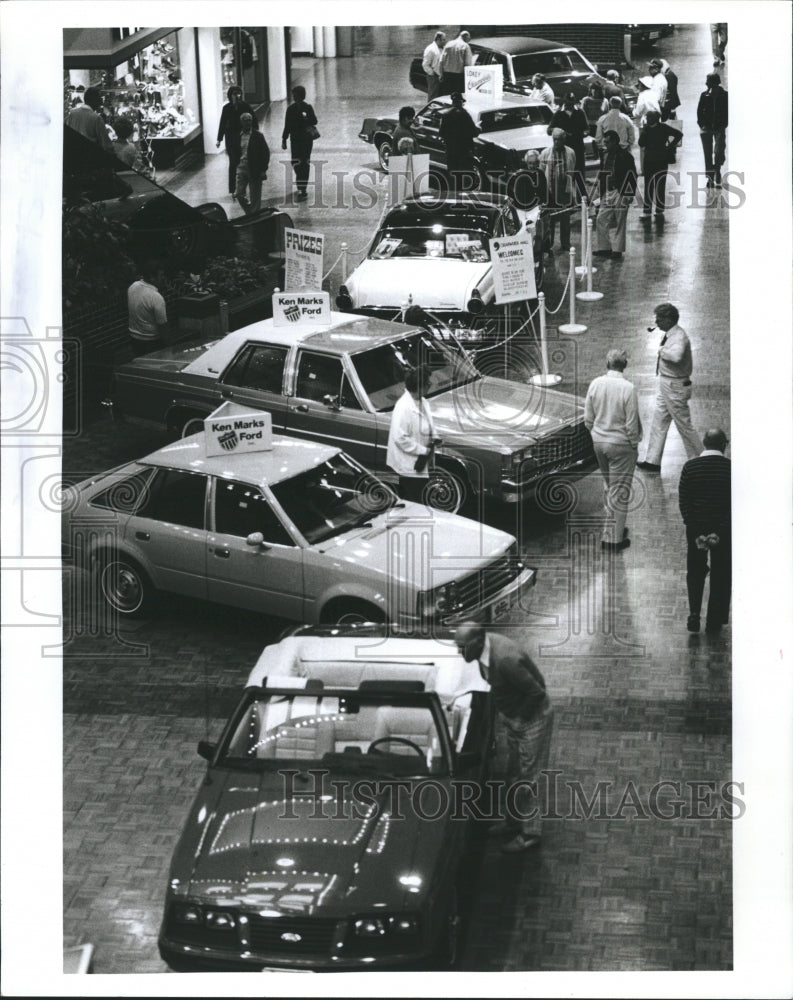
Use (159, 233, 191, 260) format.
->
(62, 427, 535, 627)
(158, 626, 494, 970)
(359, 92, 598, 183)
(108, 312, 596, 512)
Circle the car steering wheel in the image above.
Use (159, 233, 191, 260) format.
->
(367, 736, 425, 757)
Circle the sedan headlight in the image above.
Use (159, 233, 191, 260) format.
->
(173, 903, 202, 925)
(418, 580, 462, 619)
(501, 449, 533, 477)
(172, 903, 237, 930)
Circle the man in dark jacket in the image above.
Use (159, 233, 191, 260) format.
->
(638, 110, 682, 218)
(216, 86, 255, 196)
(548, 92, 588, 179)
(593, 130, 638, 259)
(455, 624, 553, 853)
(696, 73, 728, 187)
(439, 92, 480, 194)
(234, 113, 270, 214)
(657, 59, 681, 121)
(678, 428, 731, 633)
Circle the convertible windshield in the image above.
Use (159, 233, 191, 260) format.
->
(270, 452, 397, 544)
(479, 105, 552, 131)
(370, 225, 491, 261)
(351, 331, 479, 412)
(222, 690, 448, 775)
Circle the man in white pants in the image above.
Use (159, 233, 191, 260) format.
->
(584, 349, 642, 550)
(638, 303, 704, 472)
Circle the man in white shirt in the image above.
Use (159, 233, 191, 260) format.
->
(647, 59, 668, 106)
(422, 30, 446, 100)
(595, 97, 636, 149)
(633, 77, 661, 127)
(127, 264, 170, 356)
(584, 349, 642, 550)
(440, 30, 473, 95)
(386, 367, 439, 504)
(529, 73, 555, 107)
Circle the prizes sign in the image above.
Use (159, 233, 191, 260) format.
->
(284, 227, 324, 290)
(273, 291, 331, 326)
(204, 402, 272, 456)
(464, 64, 503, 103)
(489, 234, 536, 304)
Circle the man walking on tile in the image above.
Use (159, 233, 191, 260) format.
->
(638, 303, 704, 472)
(678, 428, 731, 633)
(234, 114, 270, 214)
(454, 624, 553, 854)
(697, 73, 728, 188)
(592, 130, 637, 260)
(584, 349, 641, 551)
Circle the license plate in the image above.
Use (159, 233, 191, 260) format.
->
(490, 593, 513, 621)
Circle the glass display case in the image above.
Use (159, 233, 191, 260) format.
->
(65, 28, 202, 170)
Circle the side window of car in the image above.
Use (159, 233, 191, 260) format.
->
(214, 480, 294, 546)
(502, 206, 520, 236)
(135, 468, 208, 529)
(339, 374, 363, 410)
(294, 352, 345, 403)
(89, 467, 155, 513)
(222, 343, 288, 394)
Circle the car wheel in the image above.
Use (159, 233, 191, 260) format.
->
(321, 600, 385, 627)
(98, 555, 152, 616)
(377, 140, 393, 172)
(423, 467, 469, 515)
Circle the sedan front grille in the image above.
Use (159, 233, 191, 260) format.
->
(528, 421, 595, 478)
(246, 915, 338, 956)
(450, 547, 522, 614)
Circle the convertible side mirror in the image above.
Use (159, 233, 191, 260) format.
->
(323, 393, 341, 411)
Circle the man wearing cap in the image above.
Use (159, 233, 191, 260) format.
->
(638, 303, 703, 472)
(584, 349, 641, 550)
(647, 59, 668, 106)
(454, 624, 553, 854)
(539, 128, 576, 251)
(422, 30, 446, 101)
(234, 113, 270, 214)
(439, 29, 473, 95)
(595, 97, 635, 150)
(593, 130, 637, 260)
(439, 91, 480, 193)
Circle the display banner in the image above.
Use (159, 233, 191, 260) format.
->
(284, 227, 325, 290)
(465, 64, 503, 103)
(489, 234, 536, 304)
(388, 153, 431, 201)
(272, 290, 331, 326)
(204, 402, 273, 456)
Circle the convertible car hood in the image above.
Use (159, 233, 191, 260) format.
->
(180, 769, 444, 913)
(346, 258, 490, 311)
(477, 127, 553, 153)
(428, 375, 583, 450)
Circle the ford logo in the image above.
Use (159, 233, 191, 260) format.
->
(281, 932, 302, 943)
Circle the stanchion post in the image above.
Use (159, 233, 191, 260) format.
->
(559, 247, 588, 334)
(341, 243, 348, 282)
(530, 291, 562, 386)
(576, 218, 604, 302)
(575, 196, 595, 276)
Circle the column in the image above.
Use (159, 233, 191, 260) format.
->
(322, 26, 336, 58)
(267, 27, 288, 102)
(197, 27, 223, 154)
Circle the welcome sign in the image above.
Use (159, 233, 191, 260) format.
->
(204, 401, 273, 456)
(489, 234, 536, 304)
(272, 291, 331, 326)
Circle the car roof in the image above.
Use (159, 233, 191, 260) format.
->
(138, 429, 340, 487)
(470, 36, 574, 54)
(182, 312, 424, 377)
(432, 93, 550, 113)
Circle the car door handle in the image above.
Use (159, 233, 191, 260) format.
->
(135, 531, 150, 541)
(221, 387, 234, 398)
(213, 548, 231, 559)
(291, 404, 309, 413)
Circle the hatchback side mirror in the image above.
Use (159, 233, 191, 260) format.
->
(246, 531, 271, 550)
(323, 393, 341, 411)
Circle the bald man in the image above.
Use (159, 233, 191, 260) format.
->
(455, 625, 553, 853)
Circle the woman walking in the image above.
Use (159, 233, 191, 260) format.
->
(281, 85, 318, 201)
(216, 86, 255, 197)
